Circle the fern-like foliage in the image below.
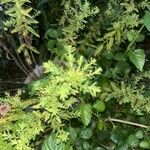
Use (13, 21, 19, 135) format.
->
(0, 93, 43, 150)
(101, 79, 150, 115)
(1, 0, 39, 37)
(1, 0, 39, 57)
(31, 45, 102, 140)
(98, 0, 150, 51)
(0, 45, 102, 149)
(60, 0, 99, 45)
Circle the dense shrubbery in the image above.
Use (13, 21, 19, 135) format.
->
(0, 0, 150, 149)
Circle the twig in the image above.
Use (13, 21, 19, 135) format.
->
(0, 42, 29, 76)
(0, 88, 23, 93)
(0, 80, 25, 84)
(106, 117, 148, 129)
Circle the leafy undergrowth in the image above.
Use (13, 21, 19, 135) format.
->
(0, 0, 150, 150)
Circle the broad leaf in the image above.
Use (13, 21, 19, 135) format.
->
(128, 49, 145, 71)
(140, 141, 150, 149)
(45, 29, 59, 39)
(80, 128, 93, 140)
(42, 134, 65, 150)
(135, 34, 145, 42)
(47, 39, 56, 51)
(117, 144, 129, 150)
(68, 127, 78, 144)
(93, 100, 105, 112)
(115, 61, 131, 74)
(135, 130, 143, 139)
(83, 141, 90, 150)
(79, 103, 92, 126)
(111, 128, 126, 145)
(144, 11, 150, 31)
(127, 135, 139, 148)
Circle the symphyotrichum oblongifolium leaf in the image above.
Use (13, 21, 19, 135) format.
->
(93, 100, 105, 112)
(42, 134, 65, 150)
(128, 49, 145, 71)
(79, 103, 92, 126)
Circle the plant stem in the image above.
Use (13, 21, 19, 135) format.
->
(0, 42, 29, 76)
(106, 117, 148, 129)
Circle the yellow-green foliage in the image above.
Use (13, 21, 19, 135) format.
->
(0, 0, 150, 149)
(0, 93, 43, 150)
(0, 45, 101, 149)
(30, 45, 101, 139)
(61, 0, 99, 43)
(101, 75, 150, 115)
(99, 0, 150, 51)
(2, 0, 39, 37)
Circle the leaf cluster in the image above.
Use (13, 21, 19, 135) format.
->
(0, 0, 150, 149)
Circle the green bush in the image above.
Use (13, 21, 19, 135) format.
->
(0, 0, 150, 149)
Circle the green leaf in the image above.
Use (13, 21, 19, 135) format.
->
(47, 40, 56, 51)
(115, 61, 131, 74)
(98, 130, 111, 141)
(26, 26, 39, 37)
(21, 9, 32, 18)
(79, 103, 92, 126)
(83, 141, 90, 150)
(111, 128, 125, 145)
(0, 140, 13, 150)
(135, 34, 145, 42)
(75, 140, 84, 150)
(114, 52, 126, 61)
(94, 147, 105, 150)
(28, 46, 39, 54)
(127, 135, 139, 148)
(80, 128, 93, 140)
(135, 130, 143, 139)
(17, 44, 26, 53)
(42, 134, 65, 150)
(46, 29, 59, 39)
(93, 100, 105, 112)
(128, 49, 145, 71)
(140, 141, 150, 149)
(144, 11, 150, 31)
(117, 144, 129, 150)
(94, 44, 104, 56)
(94, 147, 106, 150)
(38, 0, 49, 7)
(68, 127, 78, 144)
(146, 126, 150, 131)
(97, 119, 104, 130)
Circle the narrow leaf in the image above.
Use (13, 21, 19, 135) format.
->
(144, 11, 150, 31)
(26, 26, 39, 37)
